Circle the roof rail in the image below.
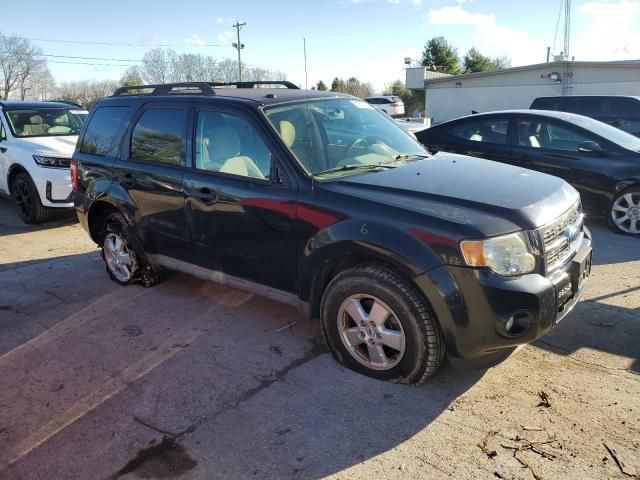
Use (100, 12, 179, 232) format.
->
(112, 82, 216, 97)
(48, 100, 85, 108)
(209, 81, 299, 89)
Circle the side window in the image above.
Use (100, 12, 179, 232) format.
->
(130, 108, 185, 166)
(517, 119, 591, 151)
(80, 106, 129, 156)
(194, 110, 271, 180)
(449, 118, 509, 145)
(605, 98, 638, 117)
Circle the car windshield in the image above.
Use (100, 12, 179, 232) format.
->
(567, 114, 640, 152)
(4, 107, 88, 138)
(263, 97, 427, 178)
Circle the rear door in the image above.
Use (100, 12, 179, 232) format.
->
(443, 116, 513, 162)
(113, 102, 191, 259)
(183, 105, 298, 293)
(512, 115, 613, 210)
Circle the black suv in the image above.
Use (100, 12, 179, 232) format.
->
(72, 82, 592, 384)
(531, 95, 640, 137)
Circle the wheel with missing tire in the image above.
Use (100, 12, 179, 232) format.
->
(99, 212, 163, 287)
(609, 187, 640, 236)
(320, 264, 444, 384)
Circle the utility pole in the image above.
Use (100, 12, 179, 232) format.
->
(232, 20, 246, 82)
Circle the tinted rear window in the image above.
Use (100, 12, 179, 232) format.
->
(80, 106, 130, 156)
(605, 98, 640, 116)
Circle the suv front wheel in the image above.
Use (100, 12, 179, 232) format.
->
(11, 172, 53, 224)
(320, 264, 444, 384)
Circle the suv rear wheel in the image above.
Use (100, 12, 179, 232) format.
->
(99, 212, 162, 287)
(11, 172, 53, 224)
(609, 187, 640, 236)
(320, 264, 444, 384)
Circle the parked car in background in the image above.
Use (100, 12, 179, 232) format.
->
(365, 96, 405, 116)
(416, 110, 640, 235)
(73, 82, 591, 384)
(531, 95, 640, 137)
(0, 101, 88, 223)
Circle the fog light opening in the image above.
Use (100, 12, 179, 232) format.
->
(500, 310, 533, 337)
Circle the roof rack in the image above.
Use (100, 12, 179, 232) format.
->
(112, 82, 216, 97)
(209, 81, 299, 89)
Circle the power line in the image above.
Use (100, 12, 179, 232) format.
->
(16, 35, 231, 48)
(48, 60, 139, 67)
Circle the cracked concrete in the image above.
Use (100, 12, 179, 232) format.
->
(0, 197, 638, 479)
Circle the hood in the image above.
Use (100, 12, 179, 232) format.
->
(326, 152, 579, 236)
(16, 135, 78, 157)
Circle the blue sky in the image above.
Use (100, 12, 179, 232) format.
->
(4, 0, 639, 91)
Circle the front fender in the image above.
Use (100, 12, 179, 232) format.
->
(299, 219, 445, 305)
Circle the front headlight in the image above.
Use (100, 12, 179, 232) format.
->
(460, 231, 536, 276)
(33, 155, 70, 169)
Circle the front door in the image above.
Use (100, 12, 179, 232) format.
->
(183, 107, 298, 293)
(512, 116, 613, 212)
(113, 103, 190, 259)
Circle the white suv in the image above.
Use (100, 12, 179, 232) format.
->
(0, 101, 88, 223)
(364, 96, 405, 117)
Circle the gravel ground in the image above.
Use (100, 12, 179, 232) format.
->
(0, 197, 638, 480)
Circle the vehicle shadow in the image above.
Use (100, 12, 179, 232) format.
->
(0, 197, 77, 237)
(534, 219, 639, 375)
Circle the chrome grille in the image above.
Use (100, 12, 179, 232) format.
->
(540, 201, 584, 273)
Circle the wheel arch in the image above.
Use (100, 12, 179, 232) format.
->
(7, 164, 29, 194)
(300, 221, 444, 319)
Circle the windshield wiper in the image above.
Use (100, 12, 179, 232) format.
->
(314, 162, 398, 177)
(395, 153, 431, 161)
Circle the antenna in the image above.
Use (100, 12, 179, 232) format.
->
(303, 38, 309, 90)
(563, 0, 571, 59)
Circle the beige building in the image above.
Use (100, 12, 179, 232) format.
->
(406, 60, 640, 125)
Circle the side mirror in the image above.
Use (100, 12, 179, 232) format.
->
(578, 141, 605, 155)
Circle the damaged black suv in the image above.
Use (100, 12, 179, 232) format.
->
(72, 82, 592, 384)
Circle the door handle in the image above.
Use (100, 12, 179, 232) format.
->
(0, 146, 7, 153)
(120, 173, 136, 186)
(193, 187, 218, 205)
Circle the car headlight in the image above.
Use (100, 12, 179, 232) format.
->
(33, 155, 70, 168)
(460, 231, 536, 276)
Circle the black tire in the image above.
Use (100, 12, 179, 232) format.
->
(320, 264, 445, 385)
(11, 173, 54, 224)
(98, 212, 163, 287)
(608, 187, 640, 236)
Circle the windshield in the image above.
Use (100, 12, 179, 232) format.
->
(568, 114, 640, 152)
(4, 107, 88, 138)
(263, 97, 427, 177)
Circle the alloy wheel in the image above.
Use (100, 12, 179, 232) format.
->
(337, 294, 406, 371)
(611, 192, 640, 234)
(103, 233, 136, 282)
(13, 179, 33, 220)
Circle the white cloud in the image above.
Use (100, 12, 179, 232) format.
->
(215, 17, 226, 24)
(411, 0, 423, 4)
(387, 0, 401, 4)
(426, 6, 546, 65)
(185, 33, 206, 47)
(573, 0, 640, 60)
(217, 31, 234, 44)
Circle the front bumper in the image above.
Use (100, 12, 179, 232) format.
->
(415, 228, 592, 369)
(31, 167, 73, 208)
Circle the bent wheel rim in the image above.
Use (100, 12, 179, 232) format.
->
(611, 192, 640, 234)
(103, 233, 136, 282)
(13, 180, 33, 219)
(337, 294, 406, 371)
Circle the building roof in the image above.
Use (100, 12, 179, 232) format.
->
(423, 59, 640, 85)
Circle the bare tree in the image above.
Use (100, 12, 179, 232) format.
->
(54, 79, 119, 108)
(0, 33, 47, 100)
(21, 66, 55, 100)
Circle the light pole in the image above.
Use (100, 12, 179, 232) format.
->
(232, 20, 246, 82)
